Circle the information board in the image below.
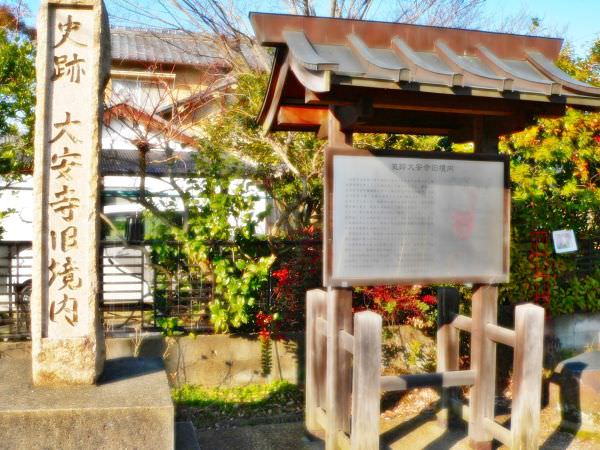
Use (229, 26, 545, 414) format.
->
(324, 148, 510, 287)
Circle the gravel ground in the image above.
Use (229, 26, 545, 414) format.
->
(380, 388, 600, 449)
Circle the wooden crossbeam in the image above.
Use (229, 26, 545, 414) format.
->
(339, 330, 354, 354)
(485, 322, 516, 347)
(483, 418, 513, 448)
(450, 313, 473, 333)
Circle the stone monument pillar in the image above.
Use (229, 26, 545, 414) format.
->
(32, 0, 110, 385)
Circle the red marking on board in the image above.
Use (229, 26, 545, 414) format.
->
(452, 211, 474, 240)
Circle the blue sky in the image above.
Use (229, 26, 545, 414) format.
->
(19, 0, 599, 55)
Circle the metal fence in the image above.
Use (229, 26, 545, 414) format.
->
(0, 240, 219, 339)
(0, 242, 31, 339)
(1, 236, 597, 341)
(0, 239, 282, 339)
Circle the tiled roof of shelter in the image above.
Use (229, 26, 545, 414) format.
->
(251, 13, 600, 139)
(110, 28, 225, 66)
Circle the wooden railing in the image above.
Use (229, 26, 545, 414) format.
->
(305, 287, 545, 450)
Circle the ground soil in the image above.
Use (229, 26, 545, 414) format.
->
(185, 387, 600, 449)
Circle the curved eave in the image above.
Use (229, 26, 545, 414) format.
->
(257, 47, 288, 133)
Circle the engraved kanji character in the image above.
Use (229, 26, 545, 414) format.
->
(57, 256, 82, 290)
(50, 147, 81, 180)
(50, 294, 78, 326)
(49, 112, 81, 144)
(52, 53, 86, 83)
(49, 185, 80, 221)
(54, 15, 86, 48)
(50, 226, 78, 252)
(60, 226, 78, 251)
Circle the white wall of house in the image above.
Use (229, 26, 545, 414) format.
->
(1, 117, 268, 242)
(102, 117, 190, 153)
(0, 179, 33, 242)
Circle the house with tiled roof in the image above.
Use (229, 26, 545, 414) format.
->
(2, 27, 237, 238)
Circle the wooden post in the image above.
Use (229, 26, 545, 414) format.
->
(472, 118, 499, 155)
(323, 106, 353, 287)
(326, 288, 352, 449)
(351, 311, 381, 450)
(327, 105, 354, 147)
(323, 104, 355, 449)
(468, 285, 498, 449)
(306, 289, 327, 433)
(437, 287, 460, 427)
(338, 291, 354, 436)
(511, 304, 545, 450)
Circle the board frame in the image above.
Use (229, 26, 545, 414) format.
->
(323, 147, 511, 287)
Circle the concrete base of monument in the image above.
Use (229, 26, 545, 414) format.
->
(0, 357, 174, 450)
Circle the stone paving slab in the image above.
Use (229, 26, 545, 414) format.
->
(196, 422, 324, 450)
(0, 357, 174, 450)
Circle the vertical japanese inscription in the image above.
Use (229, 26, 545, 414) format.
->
(45, 7, 92, 338)
(32, 0, 108, 385)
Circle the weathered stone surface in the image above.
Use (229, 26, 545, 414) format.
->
(1, 333, 303, 387)
(32, 336, 103, 385)
(2, 326, 430, 388)
(0, 357, 174, 450)
(548, 351, 600, 433)
(31, 0, 110, 385)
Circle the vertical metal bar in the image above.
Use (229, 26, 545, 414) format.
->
(99, 242, 104, 331)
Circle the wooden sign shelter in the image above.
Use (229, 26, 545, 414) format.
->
(251, 12, 600, 450)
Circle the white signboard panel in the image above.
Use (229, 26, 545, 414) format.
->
(324, 148, 509, 286)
